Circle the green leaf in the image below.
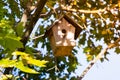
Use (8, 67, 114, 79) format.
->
(16, 22, 24, 37)
(46, 0, 56, 8)
(0, 59, 16, 67)
(15, 61, 39, 74)
(86, 54, 93, 61)
(12, 51, 48, 67)
(0, 36, 23, 51)
(83, 47, 91, 53)
(79, 33, 86, 45)
(0, 58, 40, 74)
(73, 0, 77, 5)
(101, 30, 107, 35)
(0, 19, 14, 37)
(115, 47, 120, 54)
(26, 57, 48, 67)
(0, 19, 23, 51)
(1, 74, 13, 80)
(5, 37, 23, 50)
(12, 51, 29, 56)
(25, 46, 36, 55)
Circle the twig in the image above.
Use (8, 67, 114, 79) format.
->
(31, 34, 44, 40)
(0, 69, 4, 75)
(97, 13, 113, 24)
(47, 58, 59, 72)
(78, 38, 120, 80)
(46, 65, 59, 72)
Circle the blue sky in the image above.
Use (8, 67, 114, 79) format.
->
(76, 49, 120, 80)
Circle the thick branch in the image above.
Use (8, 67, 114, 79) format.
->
(78, 38, 120, 80)
(20, 10, 28, 26)
(21, 0, 48, 46)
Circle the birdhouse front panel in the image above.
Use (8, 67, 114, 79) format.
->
(52, 18, 76, 47)
(48, 30, 73, 56)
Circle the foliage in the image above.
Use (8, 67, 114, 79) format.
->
(0, 19, 23, 55)
(0, 0, 120, 80)
(0, 51, 47, 74)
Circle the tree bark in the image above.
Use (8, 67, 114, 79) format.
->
(21, 0, 48, 46)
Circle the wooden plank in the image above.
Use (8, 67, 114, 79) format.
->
(54, 46, 73, 56)
(52, 18, 76, 46)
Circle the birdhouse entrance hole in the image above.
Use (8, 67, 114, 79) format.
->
(61, 29, 66, 39)
(62, 29, 66, 34)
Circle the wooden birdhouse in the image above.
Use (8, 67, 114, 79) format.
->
(44, 14, 82, 56)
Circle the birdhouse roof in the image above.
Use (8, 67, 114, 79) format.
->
(44, 14, 83, 39)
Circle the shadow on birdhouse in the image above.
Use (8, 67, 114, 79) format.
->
(44, 14, 83, 57)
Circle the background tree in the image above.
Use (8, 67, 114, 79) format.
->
(0, 0, 120, 80)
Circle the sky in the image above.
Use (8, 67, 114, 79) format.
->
(76, 49, 120, 80)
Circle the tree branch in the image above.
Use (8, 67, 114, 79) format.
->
(21, 0, 48, 46)
(30, 34, 44, 40)
(78, 38, 120, 80)
(61, 5, 106, 14)
(97, 13, 113, 24)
